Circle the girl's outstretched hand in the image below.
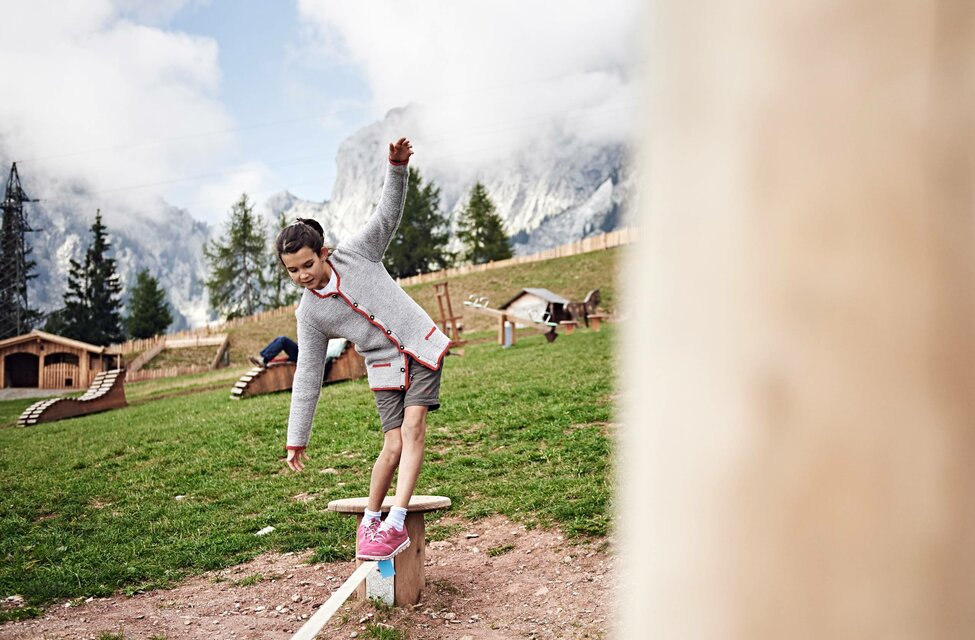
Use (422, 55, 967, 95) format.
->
(286, 447, 308, 472)
(389, 137, 413, 164)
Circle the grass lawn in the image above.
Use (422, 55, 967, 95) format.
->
(0, 325, 616, 615)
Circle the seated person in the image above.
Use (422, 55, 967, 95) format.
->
(249, 335, 298, 368)
(249, 337, 349, 385)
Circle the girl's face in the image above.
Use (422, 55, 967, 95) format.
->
(281, 246, 330, 290)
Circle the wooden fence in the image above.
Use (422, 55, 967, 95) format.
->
(395, 227, 636, 287)
(125, 365, 211, 383)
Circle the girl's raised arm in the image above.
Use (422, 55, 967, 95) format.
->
(341, 138, 413, 262)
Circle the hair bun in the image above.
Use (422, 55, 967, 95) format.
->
(296, 217, 324, 241)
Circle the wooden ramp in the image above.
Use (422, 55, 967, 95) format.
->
(230, 339, 367, 399)
(17, 369, 127, 426)
(230, 361, 297, 399)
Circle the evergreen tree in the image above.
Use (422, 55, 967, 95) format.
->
(457, 182, 513, 265)
(383, 167, 452, 278)
(44, 210, 124, 345)
(205, 193, 267, 319)
(264, 212, 300, 309)
(125, 269, 173, 339)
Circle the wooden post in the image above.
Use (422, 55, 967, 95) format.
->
(328, 496, 451, 606)
(621, 2, 975, 639)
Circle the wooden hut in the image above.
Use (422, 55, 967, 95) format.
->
(498, 288, 572, 327)
(0, 330, 122, 390)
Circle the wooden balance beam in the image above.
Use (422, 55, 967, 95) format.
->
(327, 495, 452, 606)
(17, 369, 127, 426)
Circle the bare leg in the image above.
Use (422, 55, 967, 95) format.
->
(367, 428, 402, 513)
(393, 405, 428, 509)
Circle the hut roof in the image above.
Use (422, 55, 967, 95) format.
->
(499, 288, 571, 309)
(0, 330, 110, 354)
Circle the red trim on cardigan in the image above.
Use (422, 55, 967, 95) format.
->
(388, 157, 410, 166)
(424, 326, 436, 340)
(314, 259, 442, 389)
(372, 363, 391, 368)
(286, 445, 306, 451)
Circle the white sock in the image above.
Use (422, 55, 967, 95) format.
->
(363, 509, 382, 525)
(382, 506, 407, 531)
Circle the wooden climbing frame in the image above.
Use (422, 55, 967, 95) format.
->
(433, 282, 466, 350)
(18, 368, 127, 426)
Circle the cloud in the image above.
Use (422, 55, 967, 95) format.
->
(296, 0, 640, 168)
(0, 0, 235, 225)
(194, 162, 275, 231)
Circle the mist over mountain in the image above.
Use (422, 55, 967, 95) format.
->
(0, 156, 211, 332)
(2, 102, 633, 333)
(264, 104, 634, 256)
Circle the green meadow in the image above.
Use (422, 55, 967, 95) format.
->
(0, 248, 620, 618)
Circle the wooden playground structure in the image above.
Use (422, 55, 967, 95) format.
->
(433, 282, 466, 351)
(17, 368, 127, 426)
(291, 495, 451, 639)
(230, 338, 367, 399)
(461, 287, 605, 345)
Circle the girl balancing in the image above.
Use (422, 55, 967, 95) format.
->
(277, 137, 450, 560)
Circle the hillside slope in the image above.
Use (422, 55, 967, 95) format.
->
(223, 246, 622, 362)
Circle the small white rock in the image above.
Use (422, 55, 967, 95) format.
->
(255, 526, 275, 536)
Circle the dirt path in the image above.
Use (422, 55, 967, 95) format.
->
(0, 516, 615, 639)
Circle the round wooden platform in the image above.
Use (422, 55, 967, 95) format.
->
(327, 495, 451, 514)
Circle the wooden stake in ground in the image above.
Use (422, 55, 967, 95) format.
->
(621, 1, 975, 638)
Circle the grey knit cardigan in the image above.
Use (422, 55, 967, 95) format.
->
(286, 161, 451, 450)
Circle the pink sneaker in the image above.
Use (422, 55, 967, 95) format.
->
(356, 518, 380, 555)
(356, 524, 410, 561)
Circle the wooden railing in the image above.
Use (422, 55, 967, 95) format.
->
(395, 227, 636, 287)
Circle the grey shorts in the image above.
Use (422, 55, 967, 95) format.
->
(373, 356, 443, 432)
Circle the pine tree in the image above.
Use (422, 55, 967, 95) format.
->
(125, 269, 173, 339)
(383, 167, 452, 278)
(44, 210, 124, 345)
(457, 182, 513, 265)
(205, 193, 268, 320)
(264, 212, 300, 309)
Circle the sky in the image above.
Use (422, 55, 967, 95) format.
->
(0, 0, 640, 227)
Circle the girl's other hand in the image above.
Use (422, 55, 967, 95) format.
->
(286, 447, 308, 472)
(389, 137, 413, 163)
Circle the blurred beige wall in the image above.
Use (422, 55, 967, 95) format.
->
(619, 2, 975, 638)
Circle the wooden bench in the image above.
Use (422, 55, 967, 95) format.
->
(327, 495, 451, 606)
(17, 369, 127, 426)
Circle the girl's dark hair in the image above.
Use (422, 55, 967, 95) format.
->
(276, 218, 325, 258)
